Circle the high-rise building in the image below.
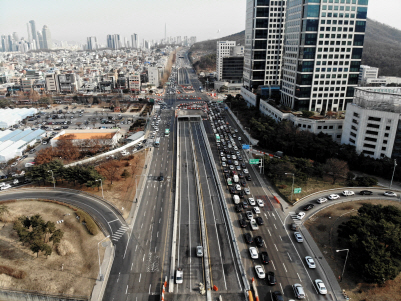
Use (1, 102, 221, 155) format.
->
(37, 31, 44, 49)
(26, 23, 32, 43)
(1, 35, 8, 52)
(216, 41, 237, 81)
(106, 34, 121, 49)
(42, 25, 52, 49)
(87, 36, 98, 50)
(131, 33, 139, 48)
(12, 32, 19, 42)
(280, 0, 369, 112)
(29, 20, 38, 47)
(243, 0, 286, 91)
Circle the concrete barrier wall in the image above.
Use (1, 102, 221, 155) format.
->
(0, 288, 87, 301)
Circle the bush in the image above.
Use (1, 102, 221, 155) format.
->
(76, 210, 99, 235)
(0, 265, 27, 279)
(278, 184, 287, 189)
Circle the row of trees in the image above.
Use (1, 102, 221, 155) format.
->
(226, 94, 401, 182)
(13, 214, 64, 258)
(338, 204, 401, 284)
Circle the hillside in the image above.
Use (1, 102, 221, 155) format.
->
(190, 19, 401, 77)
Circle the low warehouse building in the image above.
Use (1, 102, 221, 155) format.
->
(0, 108, 38, 129)
(51, 129, 121, 149)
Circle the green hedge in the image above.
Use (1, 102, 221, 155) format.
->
(76, 210, 99, 235)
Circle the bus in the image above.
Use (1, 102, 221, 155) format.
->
(154, 137, 160, 147)
(215, 134, 220, 143)
(165, 128, 170, 137)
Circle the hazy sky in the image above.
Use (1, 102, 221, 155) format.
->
(0, 0, 400, 45)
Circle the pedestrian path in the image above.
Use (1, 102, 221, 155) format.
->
(111, 225, 129, 242)
(289, 211, 303, 225)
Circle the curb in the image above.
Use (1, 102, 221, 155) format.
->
(90, 242, 115, 301)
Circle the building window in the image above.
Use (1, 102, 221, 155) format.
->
(384, 140, 388, 144)
(386, 126, 390, 130)
(352, 119, 358, 125)
(362, 150, 374, 155)
(382, 147, 386, 151)
(337, 135, 342, 139)
(367, 123, 380, 129)
(363, 143, 376, 149)
(385, 133, 389, 137)
(368, 116, 381, 122)
(349, 138, 355, 144)
(318, 126, 322, 129)
(329, 126, 334, 129)
(366, 130, 378, 136)
(350, 132, 356, 137)
(365, 137, 377, 142)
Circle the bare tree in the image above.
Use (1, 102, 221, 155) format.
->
(324, 158, 349, 184)
(97, 160, 121, 184)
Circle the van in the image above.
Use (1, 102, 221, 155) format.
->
(293, 283, 305, 299)
(232, 195, 240, 204)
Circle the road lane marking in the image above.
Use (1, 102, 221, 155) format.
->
(280, 283, 284, 295)
(139, 273, 141, 282)
(279, 236, 282, 241)
(144, 211, 146, 216)
(283, 263, 287, 273)
(135, 245, 138, 252)
(141, 223, 143, 229)
(268, 229, 272, 237)
(272, 213, 276, 220)
(297, 272, 302, 282)
(149, 284, 152, 294)
(274, 244, 278, 251)
(287, 252, 292, 261)
(117, 272, 120, 282)
(271, 260, 276, 270)
(125, 285, 128, 294)
(273, 224, 277, 229)
(159, 218, 161, 223)
(131, 262, 133, 270)
(157, 231, 159, 237)
(143, 254, 145, 262)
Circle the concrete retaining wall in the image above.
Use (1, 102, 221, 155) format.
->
(0, 288, 87, 301)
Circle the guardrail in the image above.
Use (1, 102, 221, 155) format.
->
(199, 120, 250, 297)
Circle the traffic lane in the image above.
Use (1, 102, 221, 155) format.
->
(192, 123, 239, 292)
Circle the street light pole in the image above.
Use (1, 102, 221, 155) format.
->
(336, 248, 349, 282)
(390, 159, 397, 190)
(98, 235, 110, 281)
(96, 179, 104, 199)
(285, 172, 294, 203)
(48, 170, 55, 189)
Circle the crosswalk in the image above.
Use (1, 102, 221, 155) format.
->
(289, 211, 302, 225)
(111, 225, 129, 242)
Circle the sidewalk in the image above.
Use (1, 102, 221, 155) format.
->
(90, 241, 114, 301)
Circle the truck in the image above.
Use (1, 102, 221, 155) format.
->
(250, 219, 259, 231)
(227, 178, 233, 186)
(232, 195, 240, 204)
(233, 175, 239, 183)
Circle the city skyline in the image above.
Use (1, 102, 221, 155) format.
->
(0, 0, 399, 45)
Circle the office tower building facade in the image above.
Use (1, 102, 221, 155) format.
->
(37, 31, 44, 49)
(29, 20, 38, 47)
(107, 34, 121, 49)
(87, 36, 98, 50)
(42, 25, 52, 49)
(1, 35, 8, 52)
(217, 41, 238, 80)
(281, 0, 369, 112)
(131, 33, 139, 48)
(243, 0, 286, 91)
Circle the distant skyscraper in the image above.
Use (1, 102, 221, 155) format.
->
(106, 34, 121, 49)
(107, 35, 113, 49)
(12, 32, 19, 42)
(29, 20, 38, 48)
(280, 0, 370, 112)
(87, 36, 97, 50)
(1, 35, 8, 52)
(37, 31, 44, 49)
(243, 0, 286, 91)
(42, 25, 52, 49)
(131, 34, 139, 48)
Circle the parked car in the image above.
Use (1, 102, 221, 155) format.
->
(267, 271, 276, 285)
(257, 199, 264, 207)
(272, 291, 284, 301)
(244, 233, 253, 244)
(248, 197, 256, 206)
(261, 251, 270, 264)
(255, 236, 264, 247)
(256, 217, 264, 225)
(239, 218, 247, 228)
(297, 212, 306, 220)
(249, 247, 258, 259)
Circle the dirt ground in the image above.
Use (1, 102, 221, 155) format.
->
(304, 199, 401, 301)
(0, 200, 106, 298)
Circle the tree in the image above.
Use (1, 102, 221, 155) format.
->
(30, 240, 44, 258)
(41, 243, 53, 258)
(56, 134, 80, 161)
(121, 169, 130, 180)
(50, 229, 64, 245)
(35, 147, 56, 165)
(97, 160, 121, 184)
(324, 158, 349, 184)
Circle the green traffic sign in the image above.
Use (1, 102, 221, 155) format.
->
(294, 188, 302, 194)
(249, 159, 260, 164)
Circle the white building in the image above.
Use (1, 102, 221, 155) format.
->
(216, 41, 236, 81)
(0, 108, 38, 129)
(128, 73, 141, 92)
(359, 65, 379, 85)
(148, 66, 160, 87)
(341, 88, 401, 160)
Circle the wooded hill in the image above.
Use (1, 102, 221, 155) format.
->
(190, 18, 401, 77)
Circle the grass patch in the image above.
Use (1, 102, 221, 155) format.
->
(0, 265, 27, 279)
(75, 210, 99, 235)
(316, 224, 327, 232)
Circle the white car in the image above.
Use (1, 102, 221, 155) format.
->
(294, 232, 303, 242)
(328, 193, 340, 200)
(234, 160, 239, 166)
(249, 247, 258, 259)
(255, 265, 265, 279)
(243, 169, 249, 174)
(238, 137, 242, 141)
(297, 212, 306, 220)
(305, 256, 316, 268)
(317, 197, 328, 204)
(248, 198, 256, 206)
(222, 162, 227, 167)
(342, 190, 355, 196)
(0, 184, 11, 190)
(234, 146, 238, 150)
(222, 157, 227, 162)
(244, 188, 250, 195)
(175, 268, 183, 284)
(315, 279, 327, 295)
(246, 211, 253, 220)
(232, 155, 237, 160)
(229, 165, 234, 170)
(257, 199, 264, 207)
(235, 184, 241, 191)
(253, 207, 261, 214)
(11, 162, 18, 167)
(384, 191, 397, 197)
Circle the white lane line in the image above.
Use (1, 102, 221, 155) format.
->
(144, 211, 146, 216)
(135, 245, 138, 252)
(288, 252, 292, 261)
(143, 254, 145, 262)
(280, 283, 284, 295)
(141, 223, 143, 229)
(149, 284, 152, 294)
(274, 244, 278, 251)
(131, 262, 134, 271)
(125, 285, 128, 294)
(297, 272, 302, 282)
(271, 260, 276, 271)
(159, 218, 161, 223)
(272, 213, 277, 220)
(268, 229, 272, 237)
(283, 263, 288, 273)
(279, 235, 282, 241)
(273, 224, 277, 229)
(157, 231, 159, 238)
(161, 207, 163, 212)
(139, 273, 141, 282)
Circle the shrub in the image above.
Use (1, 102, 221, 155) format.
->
(278, 184, 287, 189)
(76, 210, 99, 235)
(0, 265, 27, 279)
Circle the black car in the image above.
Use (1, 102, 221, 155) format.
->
(244, 233, 253, 244)
(241, 163, 246, 169)
(242, 200, 249, 209)
(240, 179, 247, 187)
(245, 175, 252, 181)
(225, 173, 230, 179)
(229, 187, 236, 194)
(239, 190, 245, 199)
(238, 156, 243, 161)
(267, 271, 276, 285)
(238, 172, 244, 179)
(255, 236, 264, 247)
(235, 204, 243, 212)
(239, 219, 247, 228)
(261, 251, 270, 264)
(360, 190, 373, 195)
(223, 169, 229, 174)
(256, 217, 264, 225)
(272, 291, 283, 301)
(303, 204, 315, 211)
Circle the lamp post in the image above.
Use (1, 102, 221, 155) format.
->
(98, 235, 110, 281)
(336, 248, 349, 282)
(135, 174, 148, 203)
(390, 159, 397, 190)
(48, 170, 55, 189)
(96, 179, 104, 199)
(285, 172, 294, 203)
